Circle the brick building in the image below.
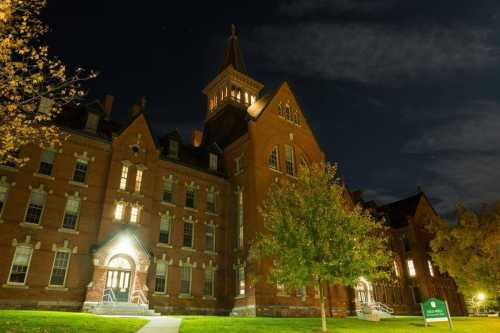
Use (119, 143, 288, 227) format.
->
(0, 27, 465, 316)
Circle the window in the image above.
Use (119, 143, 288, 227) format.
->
(400, 287, 405, 304)
(236, 190, 244, 249)
(159, 213, 171, 244)
(251, 95, 256, 105)
(185, 186, 195, 209)
(169, 140, 179, 159)
(206, 224, 215, 252)
(427, 260, 435, 277)
(85, 112, 100, 132)
(402, 235, 411, 252)
(407, 259, 416, 277)
(277, 282, 286, 295)
(204, 269, 214, 297)
(207, 189, 216, 213)
(180, 265, 192, 295)
(114, 203, 125, 221)
(392, 287, 398, 304)
(135, 169, 143, 192)
(411, 286, 421, 304)
(62, 196, 81, 230)
(49, 251, 70, 286)
(130, 206, 140, 224)
(183, 220, 194, 248)
(8, 246, 32, 284)
(0, 181, 9, 218)
(285, 145, 295, 176)
(244, 92, 249, 104)
(25, 191, 46, 224)
(268, 146, 279, 170)
(119, 165, 129, 190)
(163, 177, 174, 203)
(155, 261, 167, 293)
(393, 260, 400, 277)
(38, 150, 56, 176)
(2, 148, 20, 168)
(235, 156, 242, 174)
(297, 286, 306, 299)
(209, 153, 218, 171)
(237, 266, 245, 296)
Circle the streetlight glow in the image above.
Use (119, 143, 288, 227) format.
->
(477, 292, 486, 301)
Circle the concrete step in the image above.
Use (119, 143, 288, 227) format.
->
(88, 302, 161, 316)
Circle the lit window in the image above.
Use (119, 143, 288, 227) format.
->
(8, 246, 32, 284)
(244, 92, 249, 104)
(407, 259, 416, 277)
(237, 189, 244, 249)
(119, 165, 129, 190)
(25, 191, 46, 225)
(114, 203, 124, 221)
(73, 160, 88, 183)
(180, 265, 192, 295)
(237, 266, 245, 296)
(251, 95, 256, 105)
(163, 177, 174, 203)
(159, 213, 171, 244)
(130, 206, 139, 224)
(185, 185, 196, 209)
(38, 150, 56, 176)
(427, 260, 435, 277)
(204, 269, 215, 297)
(183, 219, 194, 248)
(169, 140, 179, 159)
(277, 282, 286, 295)
(207, 188, 216, 213)
(155, 261, 167, 293)
(285, 145, 295, 176)
(135, 169, 143, 192)
(235, 156, 242, 174)
(206, 224, 215, 252)
(49, 251, 70, 286)
(62, 196, 81, 230)
(209, 153, 218, 171)
(393, 260, 400, 277)
(0, 181, 9, 218)
(268, 146, 279, 170)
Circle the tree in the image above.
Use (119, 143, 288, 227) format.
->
(427, 202, 500, 303)
(251, 164, 390, 332)
(0, 0, 95, 165)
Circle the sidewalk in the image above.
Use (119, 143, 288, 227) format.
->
(136, 316, 182, 333)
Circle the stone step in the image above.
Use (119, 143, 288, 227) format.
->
(88, 302, 161, 316)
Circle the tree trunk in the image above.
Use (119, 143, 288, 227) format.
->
(319, 280, 328, 332)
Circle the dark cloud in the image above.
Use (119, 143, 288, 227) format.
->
(279, 0, 395, 17)
(251, 23, 497, 83)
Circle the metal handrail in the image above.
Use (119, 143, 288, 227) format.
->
(130, 289, 149, 305)
(102, 287, 117, 304)
(371, 301, 394, 314)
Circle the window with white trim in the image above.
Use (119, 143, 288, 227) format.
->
(163, 177, 174, 203)
(206, 224, 215, 252)
(183, 219, 194, 248)
(237, 266, 245, 296)
(204, 269, 214, 297)
(0, 181, 9, 218)
(159, 213, 172, 244)
(393, 260, 400, 277)
(119, 165, 129, 190)
(49, 251, 70, 286)
(236, 189, 244, 249)
(155, 261, 168, 293)
(114, 202, 125, 221)
(8, 246, 32, 284)
(185, 185, 196, 209)
(73, 160, 88, 183)
(180, 265, 192, 295)
(207, 187, 216, 214)
(407, 259, 416, 277)
(25, 190, 46, 225)
(234, 156, 242, 174)
(285, 145, 295, 176)
(38, 149, 56, 176)
(169, 140, 179, 159)
(130, 206, 140, 224)
(209, 153, 218, 171)
(134, 169, 143, 192)
(427, 260, 435, 277)
(62, 196, 81, 230)
(268, 146, 279, 170)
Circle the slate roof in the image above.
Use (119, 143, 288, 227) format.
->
(377, 192, 424, 228)
(219, 25, 248, 75)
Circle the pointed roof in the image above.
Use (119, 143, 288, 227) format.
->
(377, 191, 438, 228)
(219, 24, 248, 75)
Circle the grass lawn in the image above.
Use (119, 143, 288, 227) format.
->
(179, 316, 500, 333)
(0, 310, 148, 333)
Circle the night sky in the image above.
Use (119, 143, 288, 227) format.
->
(44, 1, 500, 217)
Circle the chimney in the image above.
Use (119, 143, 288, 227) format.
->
(192, 129, 203, 147)
(101, 95, 114, 120)
(351, 190, 364, 204)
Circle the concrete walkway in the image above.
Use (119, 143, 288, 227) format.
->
(100, 315, 182, 333)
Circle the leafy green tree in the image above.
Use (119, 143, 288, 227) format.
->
(427, 202, 500, 304)
(251, 163, 390, 332)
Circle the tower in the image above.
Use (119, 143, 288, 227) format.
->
(202, 25, 264, 120)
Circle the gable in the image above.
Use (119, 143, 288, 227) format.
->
(113, 113, 158, 153)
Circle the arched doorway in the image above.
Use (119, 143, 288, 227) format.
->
(104, 255, 134, 303)
(355, 277, 374, 311)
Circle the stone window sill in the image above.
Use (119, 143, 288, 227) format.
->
(181, 247, 196, 252)
(131, 192, 144, 198)
(68, 180, 88, 188)
(205, 211, 218, 217)
(33, 172, 55, 180)
(178, 294, 193, 299)
(58, 228, 79, 235)
(203, 296, 216, 301)
(184, 207, 198, 213)
(45, 286, 68, 292)
(152, 292, 170, 297)
(3, 283, 28, 289)
(269, 168, 282, 174)
(204, 250, 217, 256)
(117, 189, 129, 194)
(156, 243, 173, 249)
(277, 293, 291, 298)
(0, 165, 18, 172)
(160, 201, 176, 207)
(20, 222, 43, 229)
(234, 295, 246, 300)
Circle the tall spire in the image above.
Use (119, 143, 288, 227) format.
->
(219, 24, 247, 75)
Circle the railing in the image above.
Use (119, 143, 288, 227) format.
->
(130, 289, 149, 305)
(370, 301, 394, 314)
(102, 287, 117, 304)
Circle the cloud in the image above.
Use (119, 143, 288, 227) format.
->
(362, 188, 400, 205)
(402, 101, 500, 215)
(250, 23, 497, 82)
(279, 0, 395, 17)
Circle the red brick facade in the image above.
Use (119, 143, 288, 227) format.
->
(0, 29, 465, 316)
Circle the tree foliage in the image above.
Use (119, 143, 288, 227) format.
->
(251, 163, 390, 332)
(0, 0, 95, 165)
(427, 202, 500, 299)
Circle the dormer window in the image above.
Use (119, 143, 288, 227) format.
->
(85, 112, 100, 132)
(169, 140, 179, 159)
(209, 153, 218, 171)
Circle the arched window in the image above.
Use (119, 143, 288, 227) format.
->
(108, 257, 131, 270)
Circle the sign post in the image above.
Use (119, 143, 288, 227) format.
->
(421, 298, 453, 330)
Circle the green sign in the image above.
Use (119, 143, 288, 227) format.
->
(420, 298, 453, 329)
